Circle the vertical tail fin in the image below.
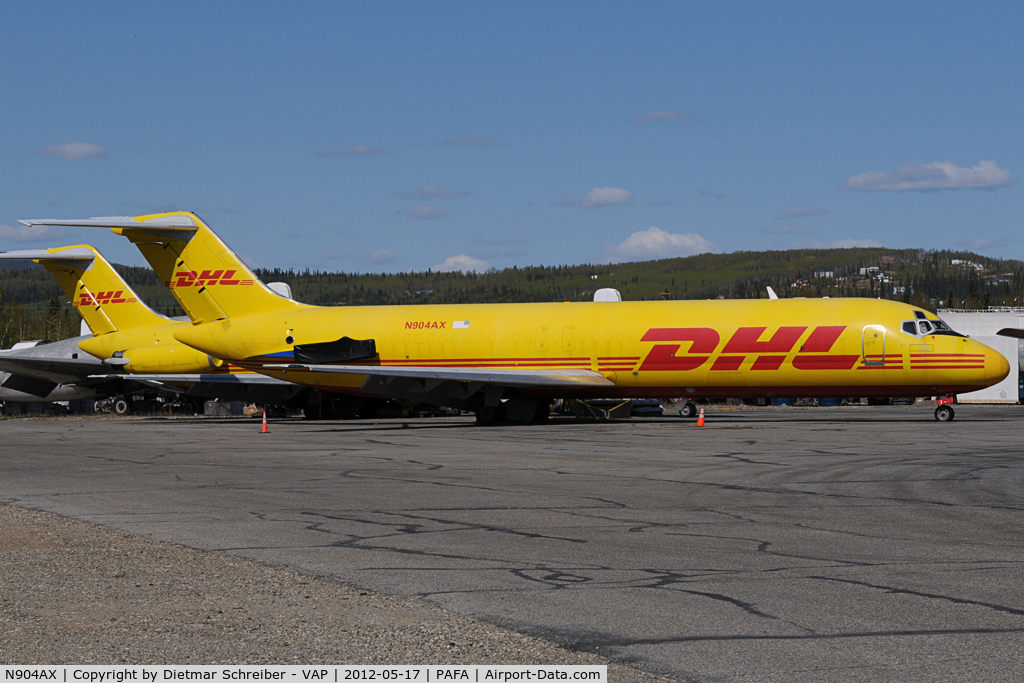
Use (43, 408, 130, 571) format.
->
(0, 245, 168, 334)
(19, 212, 301, 323)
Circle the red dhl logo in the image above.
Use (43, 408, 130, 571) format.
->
(75, 290, 138, 307)
(639, 326, 862, 371)
(170, 270, 254, 288)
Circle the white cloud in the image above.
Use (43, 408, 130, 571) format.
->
(406, 205, 448, 219)
(601, 227, 717, 263)
(433, 254, 490, 273)
(776, 205, 827, 220)
(555, 186, 634, 208)
(763, 224, 812, 235)
(842, 160, 1013, 191)
(37, 140, 107, 162)
(0, 224, 70, 241)
(366, 249, 396, 264)
(313, 145, 388, 158)
(398, 185, 468, 200)
(442, 135, 508, 148)
(630, 110, 696, 124)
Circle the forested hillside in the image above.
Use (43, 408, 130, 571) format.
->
(2, 246, 1022, 347)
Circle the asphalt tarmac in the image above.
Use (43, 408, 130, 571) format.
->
(2, 405, 1024, 682)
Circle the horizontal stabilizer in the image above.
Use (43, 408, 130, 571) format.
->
(264, 363, 614, 387)
(0, 247, 95, 264)
(19, 216, 197, 230)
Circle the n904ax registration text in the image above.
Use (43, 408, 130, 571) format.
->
(2, 667, 606, 683)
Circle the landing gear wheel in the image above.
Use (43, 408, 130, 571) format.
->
(934, 405, 955, 422)
(475, 404, 506, 426)
(680, 402, 697, 418)
(113, 397, 132, 415)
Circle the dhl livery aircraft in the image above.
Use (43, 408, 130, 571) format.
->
(20, 212, 1010, 423)
(0, 245, 306, 405)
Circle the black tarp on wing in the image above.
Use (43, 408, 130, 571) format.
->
(293, 336, 377, 364)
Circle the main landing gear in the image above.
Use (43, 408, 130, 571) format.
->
(934, 395, 955, 422)
(679, 401, 698, 418)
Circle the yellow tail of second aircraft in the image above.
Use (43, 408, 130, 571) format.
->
(0, 245, 168, 335)
(0, 244, 223, 373)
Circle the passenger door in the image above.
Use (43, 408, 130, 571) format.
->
(862, 325, 886, 366)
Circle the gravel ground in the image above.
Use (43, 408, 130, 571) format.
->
(0, 503, 664, 681)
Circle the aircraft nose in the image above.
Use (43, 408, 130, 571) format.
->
(983, 346, 1011, 386)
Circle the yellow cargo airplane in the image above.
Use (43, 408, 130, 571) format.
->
(20, 212, 1010, 423)
(0, 245, 307, 406)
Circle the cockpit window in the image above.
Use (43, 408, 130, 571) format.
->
(914, 310, 927, 320)
(901, 318, 963, 337)
(927, 318, 962, 337)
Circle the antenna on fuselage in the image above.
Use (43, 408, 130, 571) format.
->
(766, 287, 779, 300)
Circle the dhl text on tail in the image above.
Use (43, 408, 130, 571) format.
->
(20, 213, 1010, 422)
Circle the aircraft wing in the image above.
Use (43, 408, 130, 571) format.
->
(103, 373, 296, 385)
(92, 371, 307, 403)
(997, 328, 1024, 339)
(0, 354, 105, 385)
(264, 364, 614, 387)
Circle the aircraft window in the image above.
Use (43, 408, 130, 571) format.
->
(927, 318, 962, 336)
(914, 311, 927, 320)
(902, 322, 918, 335)
(918, 321, 933, 334)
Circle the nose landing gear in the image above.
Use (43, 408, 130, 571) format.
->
(934, 395, 955, 422)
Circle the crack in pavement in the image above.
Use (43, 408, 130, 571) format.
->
(809, 576, 1024, 617)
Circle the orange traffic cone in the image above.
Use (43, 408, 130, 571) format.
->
(261, 410, 269, 434)
(695, 406, 705, 427)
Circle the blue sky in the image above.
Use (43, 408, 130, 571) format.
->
(2, 2, 1023, 272)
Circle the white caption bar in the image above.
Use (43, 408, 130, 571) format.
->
(0, 667, 607, 683)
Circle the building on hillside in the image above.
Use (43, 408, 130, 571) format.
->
(814, 270, 834, 278)
(936, 308, 1024, 404)
(880, 255, 897, 266)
